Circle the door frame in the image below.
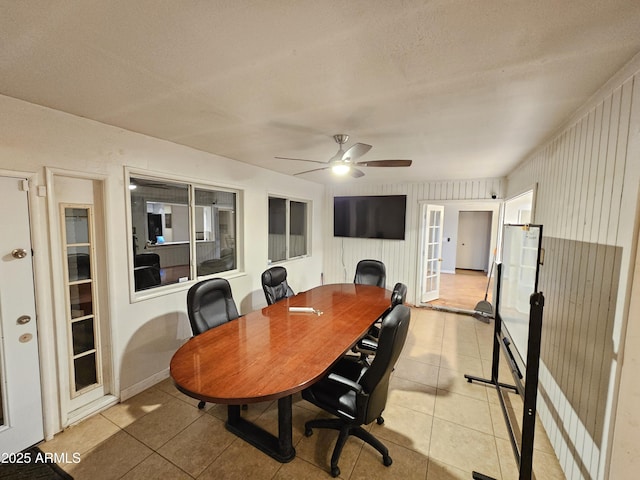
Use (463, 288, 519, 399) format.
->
(416, 199, 501, 308)
(423, 200, 501, 275)
(498, 184, 537, 262)
(45, 168, 117, 429)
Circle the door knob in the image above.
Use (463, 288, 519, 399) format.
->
(17, 315, 31, 325)
(11, 248, 28, 259)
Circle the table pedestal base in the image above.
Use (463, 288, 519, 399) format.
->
(225, 395, 295, 463)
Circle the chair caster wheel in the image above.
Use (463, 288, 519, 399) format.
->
(376, 416, 384, 425)
(304, 427, 313, 437)
(331, 466, 340, 477)
(383, 455, 392, 467)
(197, 401, 206, 410)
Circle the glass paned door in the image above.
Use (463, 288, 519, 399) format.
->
(420, 204, 445, 303)
(62, 206, 102, 397)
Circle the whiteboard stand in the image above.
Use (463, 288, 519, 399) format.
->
(464, 265, 546, 479)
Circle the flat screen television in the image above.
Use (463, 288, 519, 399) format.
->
(334, 195, 406, 240)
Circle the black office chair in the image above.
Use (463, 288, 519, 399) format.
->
(186, 278, 240, 409)
(353, 259, 386, 288)
(134, 253, 161, 290)
(135, 253, 160, 269)
(134, 266, 162, 290)
(302, 304, 411, 477)
(356, 282, 408, 359)
(261, 266, 295, 305)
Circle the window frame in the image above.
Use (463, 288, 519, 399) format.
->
(125, 169, 243, 301)
(267, 194, 311, 263)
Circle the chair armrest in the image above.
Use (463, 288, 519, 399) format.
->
(357, 337, 378, 352)
(326, 373, 364, 394)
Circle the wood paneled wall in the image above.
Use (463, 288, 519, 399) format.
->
(322, 178, 504, 304)
(507, 72, 640, 480)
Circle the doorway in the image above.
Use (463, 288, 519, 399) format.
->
(420, 201, 500, 311)
(456, 211, 492, 271)
(0, 176, 43, 453)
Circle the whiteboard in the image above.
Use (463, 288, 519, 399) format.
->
(498, 224, 542, 371)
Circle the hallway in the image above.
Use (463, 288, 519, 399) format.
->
(428, 269, 493, 312)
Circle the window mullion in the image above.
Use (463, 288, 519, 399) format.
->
(189, 184, 196, 280)
(285, 200, 291, 260)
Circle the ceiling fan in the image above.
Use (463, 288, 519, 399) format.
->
(275, 134, 412, 178)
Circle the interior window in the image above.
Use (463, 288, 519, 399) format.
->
(268, 196, 309, 263)
(129, 176, 239, 293)
(195, 188, 237, 277)
(268, 197, 287, 263)
(289, 201, 308, 258)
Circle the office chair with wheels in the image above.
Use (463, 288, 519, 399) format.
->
(261, 266, 295, 305)
(302, 304, 411, 477)
(353, 259, 386, 288)
(186, 277, 240, 409)
(356, 282, 407, 359)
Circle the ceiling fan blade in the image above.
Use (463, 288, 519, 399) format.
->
(293, 166, 330, 176)
(342, 143, 372, 162)
(350, 168, 365, 178)
(354, 159, 412, 167)
(275, 156, 327, 165)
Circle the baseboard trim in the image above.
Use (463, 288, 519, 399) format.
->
(66, 395, 119, 428)
(120, 368, 170, 402)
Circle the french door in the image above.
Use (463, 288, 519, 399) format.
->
(0, 176, 43, 453)
(419, 204, 445, 303)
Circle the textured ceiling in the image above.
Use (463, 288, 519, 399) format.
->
(2, 1, 640, 184)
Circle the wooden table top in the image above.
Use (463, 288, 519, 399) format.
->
(170, 283, 391, 404)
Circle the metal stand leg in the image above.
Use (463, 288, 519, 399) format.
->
(472, 472, 497, 480)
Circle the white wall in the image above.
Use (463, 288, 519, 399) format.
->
(323, 179, 504, 305)
(506, 56, 640, 479)
(0, 94, 325, 437)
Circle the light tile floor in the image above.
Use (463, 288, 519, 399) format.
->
(41, 307, 566, 479)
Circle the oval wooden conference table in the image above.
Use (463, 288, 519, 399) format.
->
(170, 283, 391, 463)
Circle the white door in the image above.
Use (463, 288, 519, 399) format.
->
(420, 204, 445, 303)
(0, 176, 44, 453)
(456, 211, 492, 270)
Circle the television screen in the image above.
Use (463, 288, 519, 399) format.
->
(334, 195, 406, 240)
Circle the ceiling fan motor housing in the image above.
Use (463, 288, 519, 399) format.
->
(333, 134, 349, 145)
(278, 133, 411, 178)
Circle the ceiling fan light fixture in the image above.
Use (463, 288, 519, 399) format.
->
(331, 163, 351, 175)
(280, 133, 413, 179)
